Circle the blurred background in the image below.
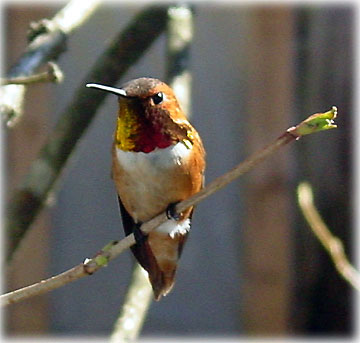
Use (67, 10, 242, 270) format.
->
(4, 1, 354, 340)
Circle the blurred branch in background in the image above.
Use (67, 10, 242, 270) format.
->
(1, 107, 338, 307)
(165, 5, 194, 116)
(6, 5, 170, 261)
(110, 6, 195, 341)
(0, 0, 102, 127)
(0, 62, 63, 85)
(109, 264, 153, 343)
(297, 182, 360, 291)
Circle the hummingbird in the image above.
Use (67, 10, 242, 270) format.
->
(86, 78, 206, 300)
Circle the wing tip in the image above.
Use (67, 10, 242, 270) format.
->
(151, 275, 175, 301)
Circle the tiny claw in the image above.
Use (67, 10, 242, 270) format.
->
(134, 223, 147, 244)
(166, 202, 181, 221)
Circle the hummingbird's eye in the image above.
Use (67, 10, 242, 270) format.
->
(151, 92, 164, 105)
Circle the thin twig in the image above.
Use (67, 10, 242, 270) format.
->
(0, 62, 63, 85)
(297, 182, 360, 291)
(6, 5, 170, 261)
(1, 0, 102, 127)
(1, 108, 337, 306)
(1, 238, 135, 306)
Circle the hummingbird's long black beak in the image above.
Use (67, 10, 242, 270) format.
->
(86, 83, 128, 97)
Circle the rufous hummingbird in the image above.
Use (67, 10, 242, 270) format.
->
(86, 78, 206, 300)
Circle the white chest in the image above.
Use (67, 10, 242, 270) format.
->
(115, 141, 191, 174)
(114, 142, 192, 233)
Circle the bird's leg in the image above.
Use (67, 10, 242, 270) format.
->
(166, 202, 181, 221)
(133, 222, 147, 245)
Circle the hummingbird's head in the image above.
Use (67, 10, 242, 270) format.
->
(86, 78, 189, 153)
(86, 77, 182, 112)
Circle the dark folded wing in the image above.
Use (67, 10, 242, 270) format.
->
(117, 196, 158, 273)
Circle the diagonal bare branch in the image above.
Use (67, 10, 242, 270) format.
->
(1, 108, 337, 306)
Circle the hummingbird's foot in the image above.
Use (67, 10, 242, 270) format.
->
(166, 202, 181, 221)
(133, 223, 147, 245)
